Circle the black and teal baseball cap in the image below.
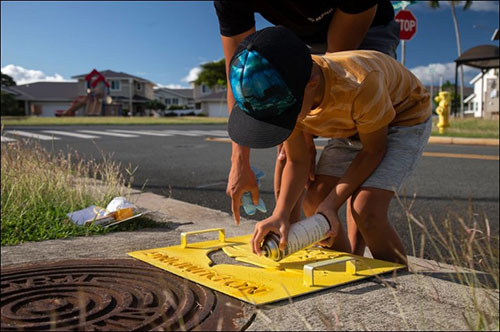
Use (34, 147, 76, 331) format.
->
(228, 26, 312, 149)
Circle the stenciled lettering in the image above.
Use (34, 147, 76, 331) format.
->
(141, 251, 270, 295)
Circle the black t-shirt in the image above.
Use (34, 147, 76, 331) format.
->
(215, 0, 395, 44)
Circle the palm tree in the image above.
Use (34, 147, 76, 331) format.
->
(429, 1, 472, 118)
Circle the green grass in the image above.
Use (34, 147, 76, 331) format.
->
(0, 116, 228, 126)
(431, 117, 499, 139)
(398, 194, 499, 331)
(0, 138, 167, 245)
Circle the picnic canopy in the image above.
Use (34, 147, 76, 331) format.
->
(454, 44, 499, 115)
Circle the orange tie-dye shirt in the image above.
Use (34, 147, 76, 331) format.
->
(297, 51, 431, 138)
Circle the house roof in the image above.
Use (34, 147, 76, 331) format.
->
(469, 68, 498, 84)
(72, 70, 155, 85)
(3, 82, 79, 101)
(1, 86, 25, 97)
(198, 90, 227, 102)
(464, 93, 476, 103)
(455, 45, 500, 69)
(155, 87, 193, 98)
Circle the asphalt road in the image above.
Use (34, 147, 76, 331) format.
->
(3, 124, 499, 261)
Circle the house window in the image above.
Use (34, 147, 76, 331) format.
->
(165, 98, 171, 105)
(202, 84, 210, 94)
(110, 80, 121, 91)
(136, 83, 142, 91)
(172, 98, 179, 105)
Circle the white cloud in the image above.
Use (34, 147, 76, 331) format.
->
(1, 64, 75, 85)
(409, 62, 479, 86)
(154, 83, 188, 89)
(181, 67, 201, 83)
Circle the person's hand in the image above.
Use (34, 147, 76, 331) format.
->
(226, 160, 259, 225)
(316, 203, 341, 248)
(250, 214, 290, 256)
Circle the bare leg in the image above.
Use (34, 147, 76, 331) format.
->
(350, 187, 407, 265)
(347, 196, 367, 256)
(303, 175, 352, 253)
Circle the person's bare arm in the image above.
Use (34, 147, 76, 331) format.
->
(221, 28, 257, 225)
(275, 5, 377, 211)
(316, 126, 388, 246)
(326, 5, 377, 53)
(251, 128, 310, 254)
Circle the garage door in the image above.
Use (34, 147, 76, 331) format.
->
(41, 102, 72, 117)
(207, 102, 228, 118)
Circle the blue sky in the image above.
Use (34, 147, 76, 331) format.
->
(1, 1, 499, 88)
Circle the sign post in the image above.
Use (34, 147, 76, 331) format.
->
(395, 9, 417, 65)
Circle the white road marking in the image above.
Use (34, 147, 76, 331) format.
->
(206, 130, 229, 136)
(78, 130, 139, 138)
(186, 130, 229, 137)
(42, 130, 100, 139)
(109, 129, 173, 137)
(161, 130, 202, 136)
(1, 136, 17, 142)
(6, 130, 60, 140)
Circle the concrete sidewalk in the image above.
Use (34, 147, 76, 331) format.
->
(428, 136, 499, 146)
(1, 190, 498, 330)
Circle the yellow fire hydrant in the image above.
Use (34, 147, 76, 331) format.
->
(435, 91, 451, 134)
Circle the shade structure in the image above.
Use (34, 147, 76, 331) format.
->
(454, 44, 499, 115)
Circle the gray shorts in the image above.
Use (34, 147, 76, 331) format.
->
(315, 117, 432, 192)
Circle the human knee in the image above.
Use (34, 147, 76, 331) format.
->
(351, 197, 387, 232)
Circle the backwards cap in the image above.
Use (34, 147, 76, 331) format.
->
(228, 26, 312, 148)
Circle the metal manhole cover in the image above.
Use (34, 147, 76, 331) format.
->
(1, 259, 250, 331)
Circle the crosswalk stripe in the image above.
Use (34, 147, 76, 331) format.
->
(78, 130, 139, 138)
(161, 130, 201, 136)
(109, 129, 173, 137)
(187, 130, 229, 137)
(42, 130, 100, 139)
(6, 130, 60, 140)
(206, 130, 229, 136)
(1, 136, 17, 142)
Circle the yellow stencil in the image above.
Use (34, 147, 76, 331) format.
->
(128, 228, 404, 305)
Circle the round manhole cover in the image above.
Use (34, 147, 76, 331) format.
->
(1, 259, 250, 331)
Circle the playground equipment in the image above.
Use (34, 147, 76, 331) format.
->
(435, 91, 451, 134)
(62, 69, 111, 116)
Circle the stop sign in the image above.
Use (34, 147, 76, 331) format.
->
(395, 10, 417, 40)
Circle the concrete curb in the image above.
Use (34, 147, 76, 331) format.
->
(1, 191, 498, 330)
(208, 136, 499, 146)
(428, 136, 499, 146)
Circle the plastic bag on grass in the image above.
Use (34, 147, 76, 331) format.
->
(67, 196, 148, 228)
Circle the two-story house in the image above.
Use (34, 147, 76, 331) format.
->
(464, 68, 499, 119)
(72, 70, 155, 116)
(192, 83, 228, 117)
(154, 88, 194, 109)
